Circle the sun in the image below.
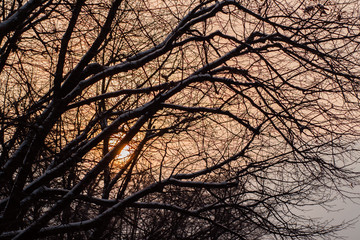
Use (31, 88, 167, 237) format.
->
(108, 133, 134, 169)
(118, 144, 132, 160)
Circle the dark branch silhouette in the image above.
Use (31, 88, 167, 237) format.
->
(1, 0, 360, 239)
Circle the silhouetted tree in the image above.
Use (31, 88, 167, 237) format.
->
(1, 0, 360, 239)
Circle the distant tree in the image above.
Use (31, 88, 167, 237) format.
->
(1, 0, 360, 239)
